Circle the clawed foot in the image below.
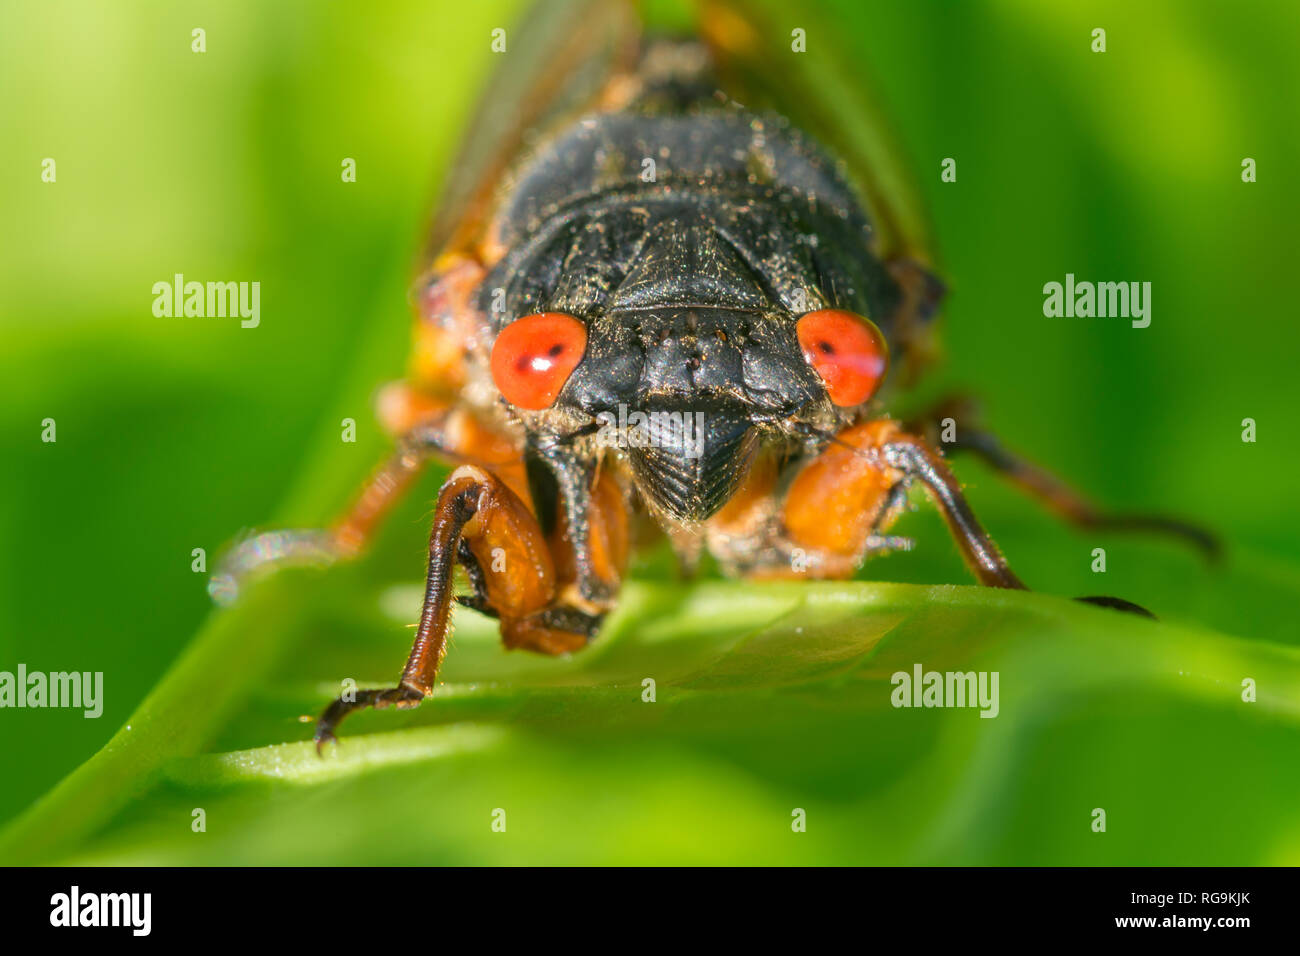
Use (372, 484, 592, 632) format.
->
(314, 684, 425, 754)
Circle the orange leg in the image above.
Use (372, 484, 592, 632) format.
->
(315, 464, 629, 747)
(781, 419, 1026, 589)
(210, 387, 525, 604)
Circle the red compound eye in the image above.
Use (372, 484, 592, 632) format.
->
(490, 312, 587, 410)
(796, 309, 889, 407)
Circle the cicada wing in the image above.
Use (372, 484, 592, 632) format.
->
(692, 0, 944, 380)
(416, 0, 642, 275)
(694, 0, 936, 266)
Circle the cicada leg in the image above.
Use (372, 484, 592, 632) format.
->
(905, 395, 1221, 562)
(775, 416, 1158, 616)
(314, 464, 628, 749)
(209, 388, 525, 604)
(779, 420, 1026, 589)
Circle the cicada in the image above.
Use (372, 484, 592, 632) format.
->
(213, 0, 1216, 747)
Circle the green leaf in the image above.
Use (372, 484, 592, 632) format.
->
(2, 575, 1298, 865)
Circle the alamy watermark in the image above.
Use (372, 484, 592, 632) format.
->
(891, 664, 999, 718)
(0, 664, 103, 718)
(50, 886, 150, 936)
(595, 404, 708, 458)
(1043, 273, 1151, 328)
(152, 273, 260, 328)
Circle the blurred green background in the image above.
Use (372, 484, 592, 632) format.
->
(1, 0, 1297, 864)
